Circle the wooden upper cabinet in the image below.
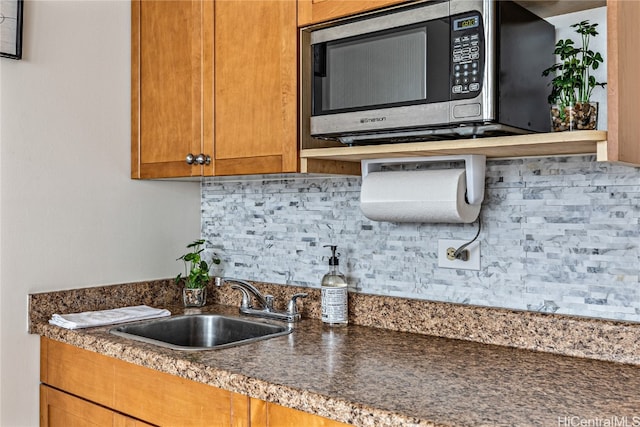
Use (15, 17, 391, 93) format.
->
(606, 0, 640, 165)
(132, 0, 297, 179)
(214, 0, 298, 176)
(132, 0, 209, 179)
(297, 0, 409, 26)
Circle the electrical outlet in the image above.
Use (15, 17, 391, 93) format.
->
(438, 239, 481, 270)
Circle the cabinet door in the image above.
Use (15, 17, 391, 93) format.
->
(213, 0, 298, 176)
(607, 0, 640, 165)
(41, 337, 247, 427)
(132, 0, 212, 179)
(297, 0, 408, 26)
(40, 385, 153, 427)
(265, 402, 352, 427)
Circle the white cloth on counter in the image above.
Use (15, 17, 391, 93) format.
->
(49, 305, 171, 329)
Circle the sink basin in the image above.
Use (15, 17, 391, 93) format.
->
(109, 314, 292, 350)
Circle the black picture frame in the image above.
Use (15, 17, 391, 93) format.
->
(0, 0, 23, 59)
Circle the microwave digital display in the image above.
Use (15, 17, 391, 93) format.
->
(454, 16, 479, 31)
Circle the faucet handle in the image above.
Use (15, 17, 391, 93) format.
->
(265, 295, 274, 311)
(286, 293, 308, 315)
(230, 284, 252, 309)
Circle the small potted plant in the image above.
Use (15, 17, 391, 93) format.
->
(175, 239, 221, 307)
(542, 20, 606, 132)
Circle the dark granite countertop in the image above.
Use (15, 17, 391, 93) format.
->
(32, 301, 640, 427)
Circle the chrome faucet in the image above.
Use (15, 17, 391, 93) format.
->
(217, 277, 307, 322)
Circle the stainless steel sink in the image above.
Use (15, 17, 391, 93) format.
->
(109, 314, 292, 351)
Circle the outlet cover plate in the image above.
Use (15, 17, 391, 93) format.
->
(438, 239, 481, 270)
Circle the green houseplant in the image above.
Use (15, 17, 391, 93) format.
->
(542, 20, 606, 131)
(175, 239, 221, 307)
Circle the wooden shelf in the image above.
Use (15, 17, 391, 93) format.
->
(515, 1, 606, 18)
(300, 131, 608, 171)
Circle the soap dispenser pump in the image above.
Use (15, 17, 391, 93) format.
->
(321, 245, 348, 326)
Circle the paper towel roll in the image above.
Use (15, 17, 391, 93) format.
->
(360, 169, 481, 223)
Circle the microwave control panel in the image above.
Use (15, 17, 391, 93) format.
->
(450, 13, 484, 100)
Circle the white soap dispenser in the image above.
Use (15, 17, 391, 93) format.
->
(321, 245, 348, 326)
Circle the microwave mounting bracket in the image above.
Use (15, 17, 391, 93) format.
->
(361, 155, 486, 205)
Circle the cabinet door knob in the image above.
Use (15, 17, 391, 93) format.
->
(195, 153, 211, 165)
(185, 153, 196, 165)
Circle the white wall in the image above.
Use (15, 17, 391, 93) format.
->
(0, 2, 201, 425)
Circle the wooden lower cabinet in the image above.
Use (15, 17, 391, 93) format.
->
(40, 337, 245, 427)
(40, 337, 351, 427)
(263, 400, 352, 427)
(40, 385, 153, 427)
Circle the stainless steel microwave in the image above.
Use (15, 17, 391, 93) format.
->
(302, 0, 555, 145)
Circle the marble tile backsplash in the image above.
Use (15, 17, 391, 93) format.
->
(201, 155, 640, 322)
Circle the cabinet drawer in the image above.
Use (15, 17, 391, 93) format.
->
(41, 337, 248, 427)
(40, 385, 153, 427)
(266, 401, 352, 427)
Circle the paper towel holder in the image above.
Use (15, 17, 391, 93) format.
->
(361, 155, 486, 205)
